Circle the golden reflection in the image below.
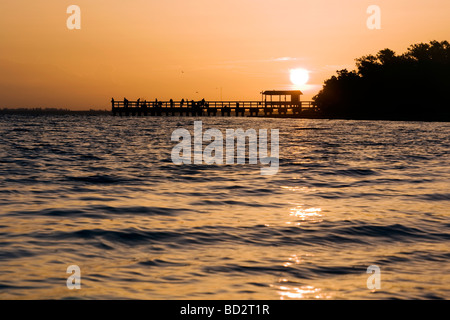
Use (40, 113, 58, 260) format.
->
(280, 186, 316, 193)
(286, 206, 323, 225)
(283, 254, 304, 267)
(290, 206, 322, 219)
(273, 280, 331, 299)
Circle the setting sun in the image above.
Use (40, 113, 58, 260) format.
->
(290, 68, 310, 87)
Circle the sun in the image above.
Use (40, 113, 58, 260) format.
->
(290, 68, 310, 87)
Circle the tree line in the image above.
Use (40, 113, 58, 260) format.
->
(313, 40, 450, 121)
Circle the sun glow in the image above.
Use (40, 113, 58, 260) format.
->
(290, 68, 310, 87)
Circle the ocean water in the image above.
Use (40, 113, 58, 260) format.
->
(0, 115, 449, 300)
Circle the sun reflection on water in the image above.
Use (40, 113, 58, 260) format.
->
(290, 206, 322, 220)
(283, 254, 304, 267)
(286, 206, 323, 226)
(280, 186, 316, 193)
(273, 280, 332, 299)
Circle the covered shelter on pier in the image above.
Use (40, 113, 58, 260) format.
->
(261, 90, 303, 107)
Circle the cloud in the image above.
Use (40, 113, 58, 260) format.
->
(272, 57, 300, 62)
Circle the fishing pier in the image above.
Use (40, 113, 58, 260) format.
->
(111, 90, 318, 117)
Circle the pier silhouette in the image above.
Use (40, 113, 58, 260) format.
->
(111, 90, 318, 117)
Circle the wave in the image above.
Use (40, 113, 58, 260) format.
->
(65, 174, 129, 184)
(417, 193, 450, 201)
(6, 205, 187, 218)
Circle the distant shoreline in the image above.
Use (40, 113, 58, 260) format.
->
(0, 108, 110, 116)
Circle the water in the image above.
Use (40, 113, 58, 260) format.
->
(0, 115, 449, 299)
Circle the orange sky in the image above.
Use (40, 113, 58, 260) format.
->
(0, 0, 449, 109)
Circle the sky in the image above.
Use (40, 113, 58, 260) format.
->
(0, 0, 449, 109)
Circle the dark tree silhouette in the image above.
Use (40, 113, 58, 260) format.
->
(313, 40, 450, 120)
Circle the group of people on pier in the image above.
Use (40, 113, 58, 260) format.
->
(111, 98, 209, 109)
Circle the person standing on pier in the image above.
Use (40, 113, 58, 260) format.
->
(136, 98, 140, 108)
(124, 97, 129, 108)
(111, 98, 115, 109)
